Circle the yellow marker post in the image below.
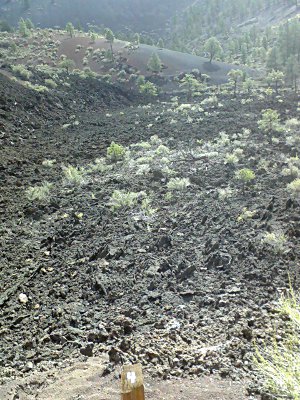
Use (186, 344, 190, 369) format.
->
(121, 364, 145, 400)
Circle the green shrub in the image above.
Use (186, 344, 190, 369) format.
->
(42, 159, 56, 167)
(167, 178, 190, 191)
(11, 64, 32, 80)
(287, 178, 300, 200)
(258, 109, 282, 141)
(109, 190, 143, 211)
(255, 288, 300, 399)
(45, 78, 57, 89)
(24, 82, 49, 93)
(62, 165, 85, 185)
(225, 153, 239, 165)
(237, 207, 256, 222)
(139, 81, 158, 96)
(261, 231, 288, 254)
(235, 168, 255, 184)
(107, 142, 126, 161)
(25, 182, 53, 201)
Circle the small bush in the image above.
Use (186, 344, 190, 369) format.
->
(235, 168, 256, 184)
(87, 158, 111, 173)
(45, 78, 57, 89)
(24, 82, 49, 93)
(107, 142, 126, 161)
(261, 231, 288, 254)
(25, 182, 53, 201)
(109, 190, 144, 211)
(42, 159, 56, 167)
(237, 207, 256, 222)
(139, 81, 158, 96)
(282, 165, 300, 178)
(225, 153, 239, 165)
(62, 165, 85, 185)
(255, 288, 300, 399)
(218, 187, 235, 200)
(12, 64, 32, 80)
(167, 178, 190, 191)
(287, 179, 300, 200)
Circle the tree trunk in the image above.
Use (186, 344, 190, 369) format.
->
(110, 43, 114, 62)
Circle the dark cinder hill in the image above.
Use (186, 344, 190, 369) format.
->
(0, 0, 193, 32)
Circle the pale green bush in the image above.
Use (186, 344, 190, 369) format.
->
(62, 165, 85, 185)
(107, 142, 126, 161)
(25, 182, 53, 201)
(261, 231, 288, 254)
(167, 178, 190, 191)
(12, 64, 32, 80)
(109, 190, 144, 211)
(287, 179, 300, 200)
(255, 288, 300, 399)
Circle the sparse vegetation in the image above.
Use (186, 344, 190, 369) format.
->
(261, 231, 288, 254)
(107, 142, 126, 161)
(11, 64, 32, 80)
(62, 165, 85, 185)
(287, 179, 300, 201)
(109, 190, 144, 211)
(167, 177, 190, 191)
(25, 182, 53, 201)
(235, 168, 255, 187)
(255, 288, 300, 399)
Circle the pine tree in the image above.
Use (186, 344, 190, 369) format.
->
(147, 53, 162, 74)
(157, 38, 164, 48)
(134, 33, 140, 45)
(266, 70, 285, 94)
(228, 69, 243, 96)
(179, 74, 202, 99)
(105, 28, 115, 61)
(18, 18, 30, 37)
(66, 22, 75, 38)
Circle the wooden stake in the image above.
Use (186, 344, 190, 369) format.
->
(121, 364, 145, 400)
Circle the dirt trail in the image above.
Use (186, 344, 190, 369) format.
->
(0, 357, 255, 400)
